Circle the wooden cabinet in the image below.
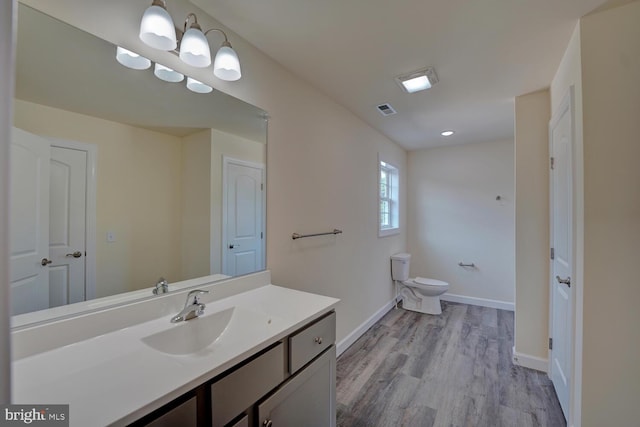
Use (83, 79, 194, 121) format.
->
(130, 311, 336, 427)
(211, 343, 285, 427)
(144, 397, 197, 427)
(258, 346, 336, 427)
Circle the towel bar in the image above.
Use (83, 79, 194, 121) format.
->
(292, 229, 343, 240)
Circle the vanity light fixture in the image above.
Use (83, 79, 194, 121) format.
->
(115, 46, 210, 94)
(139, 0, 242, 81)
(441, 130, 455, 137)
(395, 67, 438, 94)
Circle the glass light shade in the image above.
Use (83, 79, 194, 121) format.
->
(186, 77, 213, 93)
(179, 28, 211, 68)
(115, 47, 151, 70)
(154, 63, 184, 82)
(213, 45, 242, 81)
(139, 4, 177, 51)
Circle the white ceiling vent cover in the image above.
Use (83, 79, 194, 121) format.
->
(377, 103, 397, 116)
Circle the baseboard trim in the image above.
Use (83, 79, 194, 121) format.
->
(441, 293, 515, 311)
(336, 299, 395, 357)
(512, 346, 548, 372)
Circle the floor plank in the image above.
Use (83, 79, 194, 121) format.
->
(336, 302, 566, 427)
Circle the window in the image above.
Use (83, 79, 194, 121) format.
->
(378, 157, 399, 237)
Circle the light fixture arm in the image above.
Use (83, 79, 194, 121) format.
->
(151, 0, 168, 8)
(204, 28, 230, 44)
(183, 13, 202, 31)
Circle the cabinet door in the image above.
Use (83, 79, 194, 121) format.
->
(258, 346, 336, 427)
(144, 396, 197, 427)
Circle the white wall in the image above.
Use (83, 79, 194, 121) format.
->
(20, 0, 407, 345)
(407, 140, 515, 306)
(0, 0, 16, 403)
(514, 89, 550, 363)
(579, 2, 640, 425)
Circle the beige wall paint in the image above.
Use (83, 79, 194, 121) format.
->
(408, 140, 515, 304)
(181, 130, 212, 279)
(20, 0, 408, 343)
(14, 100, 183, 297)
(513, 89, 550, 360)
(580, 2, 640, 425)
(209, 128, 265, 274)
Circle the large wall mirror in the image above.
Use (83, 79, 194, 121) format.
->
(10, 4, 267, 326)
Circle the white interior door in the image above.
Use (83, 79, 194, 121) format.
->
(10, 128, 50, 315)
(223, 158, 265, 276)
(48, 146, 87, 307)
(549, 89, 574, 419)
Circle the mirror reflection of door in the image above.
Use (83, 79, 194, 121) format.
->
(10, 128, 93, 315)
(223, 157, 265, 276)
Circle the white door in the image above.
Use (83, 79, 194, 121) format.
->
(223, 158, 265, 276)
(10, 129, 90, 315)
(48, 146, 87, 307)
(549, 89, 574, 418)
(10, 128, 51, 315)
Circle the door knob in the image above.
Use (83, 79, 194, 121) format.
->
(66, 251, 82, 258)
(41, 258, 53, 266)
(555, 275, 571, 287)
(229, 244, 239, 249)
(263, 420, 273, 427)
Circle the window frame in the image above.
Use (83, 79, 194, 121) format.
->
(378, 155, 400, 237)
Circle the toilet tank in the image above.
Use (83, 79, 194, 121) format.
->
(391, 253, 411, 281)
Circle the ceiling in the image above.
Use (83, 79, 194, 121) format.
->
(192, 0, 609, 150)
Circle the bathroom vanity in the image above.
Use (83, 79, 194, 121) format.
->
(11, 271, 339, 427)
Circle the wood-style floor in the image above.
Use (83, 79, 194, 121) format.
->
(336, 302, 566, 427)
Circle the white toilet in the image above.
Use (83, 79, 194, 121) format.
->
(391, 253, 450, 315)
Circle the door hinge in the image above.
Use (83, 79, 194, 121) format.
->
(549, 338, 553, 350)
(261, 183, 264, 191)
(261, 232, 263, 239)
(550, 157, 555, 170)
(550, 248, 555, 260)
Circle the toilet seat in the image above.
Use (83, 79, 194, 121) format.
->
(406, 277, 448, 289)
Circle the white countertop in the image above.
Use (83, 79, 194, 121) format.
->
(12, 284, 339, 426)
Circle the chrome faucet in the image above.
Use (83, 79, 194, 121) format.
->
(153, 277, 169, 295)
(171, 290, 209, 323)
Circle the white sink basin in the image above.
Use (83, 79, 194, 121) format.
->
(141, 307, 235, 355)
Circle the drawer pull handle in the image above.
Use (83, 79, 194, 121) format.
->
(314, 337, 323, 345)
(263, 420, 273, 427)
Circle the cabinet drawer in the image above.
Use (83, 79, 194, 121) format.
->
(289, 311, 336, 374)
(211, 343, 285, 427)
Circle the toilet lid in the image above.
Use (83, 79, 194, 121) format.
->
(413, 277, 448, 287)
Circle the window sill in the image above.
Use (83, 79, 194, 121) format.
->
(378, 228, 400, 238)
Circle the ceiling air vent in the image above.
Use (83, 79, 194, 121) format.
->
(377, 103, 397, 116)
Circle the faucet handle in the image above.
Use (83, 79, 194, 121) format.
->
(186, 289, 209, 305)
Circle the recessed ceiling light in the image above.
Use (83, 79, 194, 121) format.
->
(441, 130, 454, 136)
(395, 67, 439, 94)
